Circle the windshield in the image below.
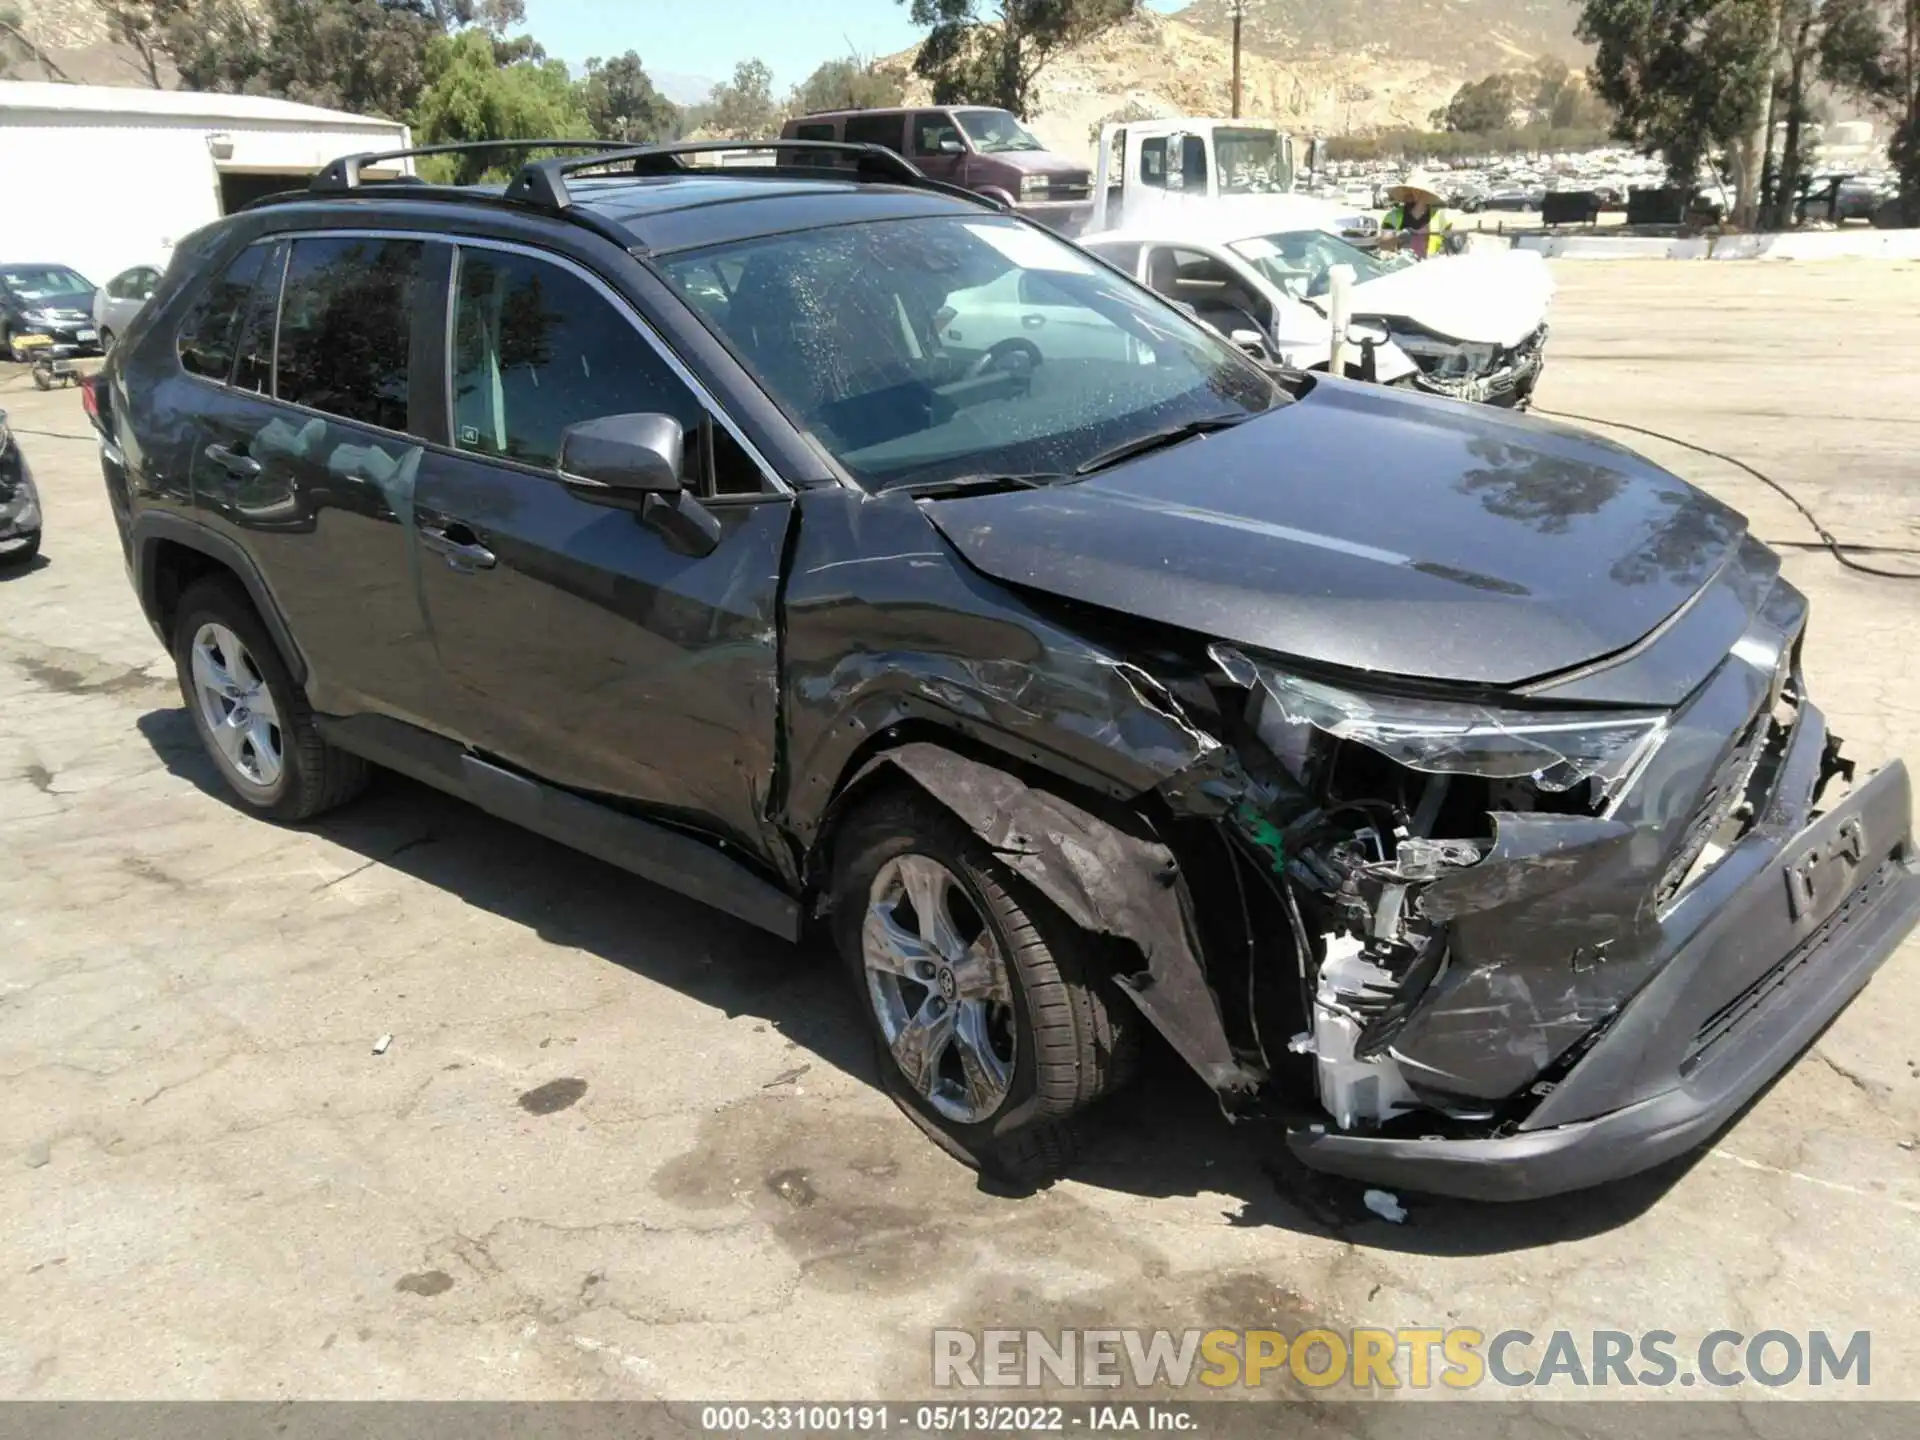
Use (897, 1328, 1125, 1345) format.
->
(955, 109, 1045, 153)
(2, 266, 93, 302)
(1215, 128, 1291, 195)
(660, 215, 1281, 492)
(1228, 230, 1399, 299)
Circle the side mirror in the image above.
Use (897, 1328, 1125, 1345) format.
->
(939, 138, 965, 155)
(557, 412, 721, 556)
(558, 413, 684, 500)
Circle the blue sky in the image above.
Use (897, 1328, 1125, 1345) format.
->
(519, 0, 1186, 98)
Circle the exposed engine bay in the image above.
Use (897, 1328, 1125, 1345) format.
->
(1192, 637, 1810, 1139)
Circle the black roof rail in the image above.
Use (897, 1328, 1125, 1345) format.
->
(501, 140, 941, 210)
(311, 139, 631, 193)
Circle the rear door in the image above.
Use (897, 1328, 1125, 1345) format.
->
(190, 231, 446, 723)
(408, 241, 791, 857)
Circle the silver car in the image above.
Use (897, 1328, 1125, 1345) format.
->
(93, 264, 162, 351)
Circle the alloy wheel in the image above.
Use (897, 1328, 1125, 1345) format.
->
(190, 622, 284, 788)
(862, 854, 1017, 1123)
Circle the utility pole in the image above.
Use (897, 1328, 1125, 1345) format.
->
(1230, 0, 1246, 119)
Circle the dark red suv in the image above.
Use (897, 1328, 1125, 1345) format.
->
(780, 106, 1093, 232)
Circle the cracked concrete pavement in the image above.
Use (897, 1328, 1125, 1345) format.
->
(2, 261, 1918, 1402)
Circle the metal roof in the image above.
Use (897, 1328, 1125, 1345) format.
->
(0, 81, 407, 132)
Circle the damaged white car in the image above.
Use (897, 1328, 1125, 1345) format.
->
(1082, 219, 1554, 405)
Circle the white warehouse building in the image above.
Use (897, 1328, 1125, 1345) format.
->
(0, 81, 410, 288)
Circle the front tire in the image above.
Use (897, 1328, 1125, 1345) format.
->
(171, 577, 368, 820)
(831, 787, 1137, 1183)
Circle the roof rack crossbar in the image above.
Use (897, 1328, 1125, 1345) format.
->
(311, 139, 632, 194)
(501, 140, 931, 211)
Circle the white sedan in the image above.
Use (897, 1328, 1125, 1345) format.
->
(1080, 221, 1554, 407)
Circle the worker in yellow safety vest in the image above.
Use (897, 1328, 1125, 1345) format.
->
(1379, 172, 1455, 259)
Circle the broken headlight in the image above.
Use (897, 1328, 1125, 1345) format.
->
(1216, 646, 1667, 802)
(1382, 326, 1496, 378)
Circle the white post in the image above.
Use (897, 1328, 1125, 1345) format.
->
(1327, 263, 1355, 378)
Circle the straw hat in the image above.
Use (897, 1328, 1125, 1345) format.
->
(1387, 171, 1446, 207)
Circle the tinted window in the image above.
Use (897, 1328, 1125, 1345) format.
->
(275, 237, 423, 432)
(912, 112, 962, 156)
(178, 244, 268, 381)
(792, 122, 835, 141)
(843, 113, 903, 150)
(451, 248, 761, 495)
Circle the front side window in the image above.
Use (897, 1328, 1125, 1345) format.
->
(954, 109, 1043, 153)
(451, 248, 761, 495)
(177, 244, 268, 381)
(659, 215, 1279, 492)
(913, 112, 964, 156)
(1229, 229, 1394, 299)
(275, 237, 423, 432)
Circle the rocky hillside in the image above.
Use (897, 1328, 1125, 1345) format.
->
(878, 9, 1493, 159)
(1176, 0, 1588, 77)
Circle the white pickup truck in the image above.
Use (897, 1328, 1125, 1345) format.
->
(1085, 118, 1377, 239)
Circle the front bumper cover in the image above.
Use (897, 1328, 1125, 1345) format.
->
(1287, 723, 1920, 1202)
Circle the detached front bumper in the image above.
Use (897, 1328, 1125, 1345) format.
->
(1288, 711, 1920, 1202)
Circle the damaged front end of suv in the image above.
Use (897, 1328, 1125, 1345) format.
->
(899, 386, 1920, 1202)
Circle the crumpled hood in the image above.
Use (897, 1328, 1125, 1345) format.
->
(921, 379, 1749, 689)
(1349, 248, 1554, 347)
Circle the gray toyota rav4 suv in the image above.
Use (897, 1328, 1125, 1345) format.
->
(91, 140, 1920, 1200)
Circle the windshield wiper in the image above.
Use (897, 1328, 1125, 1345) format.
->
(901, 472, 1065, 499)
(1072, 414, 1252, 477)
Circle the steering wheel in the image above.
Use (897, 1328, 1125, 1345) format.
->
(966, 339, 1040, 380)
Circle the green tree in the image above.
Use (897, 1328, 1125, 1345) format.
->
(580, 51, 678, 142)
(1442, 73, 1522, 131)
(789, 55, 904, 115)
(413, 27, 591, 182)
(1578, 0, 1776, 187)
(903, 0, 1136, 118)
(706, 57, 780, 139)
(1817, 0, 1920, 221)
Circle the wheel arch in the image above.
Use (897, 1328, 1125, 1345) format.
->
(131, 513, 308, 685)
(809, 734, 1264, 1099)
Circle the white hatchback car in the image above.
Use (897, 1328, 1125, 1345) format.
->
(93, 264, 164, 352)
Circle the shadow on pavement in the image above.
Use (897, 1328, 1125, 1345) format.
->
(136, 703, 1692, 1255)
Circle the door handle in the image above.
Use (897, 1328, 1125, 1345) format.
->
(204, 442, 262, 478)
(1021, 313, 1047, 329)
(420, 521, 497, 572)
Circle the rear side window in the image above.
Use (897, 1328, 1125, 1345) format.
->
(275, 236, 424, 432)
(843, 113, 903, 150)
(177, 243, 269, 381)
(450, 247, 762, 495)
(792, 122, 835, 141)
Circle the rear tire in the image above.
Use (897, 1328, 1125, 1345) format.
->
(831, 786, 1138, 1184)
(171, 576, 368, 821)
